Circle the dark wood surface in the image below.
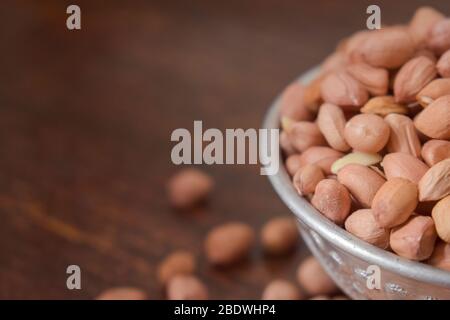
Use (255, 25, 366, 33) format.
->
(0, 0, 448, 299)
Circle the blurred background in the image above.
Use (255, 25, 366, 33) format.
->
(0, 0, 448, 299)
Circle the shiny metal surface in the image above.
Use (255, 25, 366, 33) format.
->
(262, 67, 450, 300)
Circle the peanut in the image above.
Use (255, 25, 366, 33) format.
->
(311, 179, 351, 225)
(331, 151, 382, 174)
(167, 168, 213, 209)
(384, 114, 422, 158)
(262, 280, 303, 300)
(344, 114, 390, 153)
(288, 121, 326, 152)
(279, 82, 314, 122)
(372, 178, 418, 228)
(416, 78, 450, 107)
(317, 103, 350, 152)
(394, 56, 437, 103)
(381, 152, 429, 184)
(204, 222, 255, 266)
(293, 164, 325, 195)
(285, 154, 302, 176)
(418, 158, 450, 201)
(320, 71, 369, 109)
(157, 250, 196, 285)
(337, 164, 385, 208)
(166, 275, 208, 300)
(390, 215, 437, 261)
(261, 217, 299, 255)
(421, 139, 450, 166)
(427, 241, 450, 271)
(414, 95, 450, 140)
(427, 19, 450, 56)
(437, 50, 450, 78)
(432, 195, 450, 243)
(296, 257, 337, 296)
(344, 209, 390, 249)
(96, 287, 147, 300)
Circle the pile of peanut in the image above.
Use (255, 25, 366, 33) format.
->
(280, 7, 450, 269)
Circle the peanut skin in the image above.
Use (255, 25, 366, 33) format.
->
(261, 217, 299, 255)
(296, 257, 337, 296)
(293, 164, 325, 196)
(337, 164, 385, 208)
(432, 195, 450, 243)
(262, 280, 303, 300)
(96, 287, 147, 300)
(157, 250, 196, 285)
(166, 275, 208, 300)
(311, 179, 351, 225)
(344, 114, 390, 153)
(372, 178, 418, 228)
(204, 222, 255, 266)
(345, 209, 390, 249)
(390, 215, 437, 261)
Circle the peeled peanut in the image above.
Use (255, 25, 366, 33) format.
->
(279, 83, 314, 122)
(299, 147, 344, 174)
(96, 287, 147, 300)
(384, 114, 422, 158)
(382, 152, 429, 184)
(346, 62, 389, 96)
(262, 280, 303, 300)
(285, 154, 302, 176)
(416, 78, 450, 107)
(293, 164, 325, 195)
(344, 209, 390, 249)
(372, 178, 418, 228)
(418, 159, 450, 201)
(167, 275, 208, 300)
(427, 241, 450, 271)
(311, 179, 351, 225)
(427, 19, 450, 56)
(157, 250, 196, 285)
(296, 256, 337, 296)
(261, 217, 299, 255)
(394, 56, 437, 103)
(414, 95, 450, 140)
(331, 151, 382, 174)
(344, 114, 390, 153)
(320, 71, 369, 109)
(317, 103, 350, 152)
(360, 96, 408, 117)
(337, 164, 385, 208)
(205, 222, 255, 266)
(390, 215, 437, 261)
(437, 50, 450, 78)
(288, 121, 326, 152)
(167, 168, 214, 209)
(409, 6, 445, 46)
(421, 140, 450, 167)
(432, 196, 450, 243)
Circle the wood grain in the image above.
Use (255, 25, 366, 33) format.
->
(0, 0, 448, 299)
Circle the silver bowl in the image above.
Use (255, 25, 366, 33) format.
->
(262, 67, 450, 300)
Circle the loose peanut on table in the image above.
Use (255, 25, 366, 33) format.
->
(204, 222, 255, 266)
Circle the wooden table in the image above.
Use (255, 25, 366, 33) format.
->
(1, 0, 448, 299)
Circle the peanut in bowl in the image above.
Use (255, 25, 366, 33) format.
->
(263, 64, 450, 299)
